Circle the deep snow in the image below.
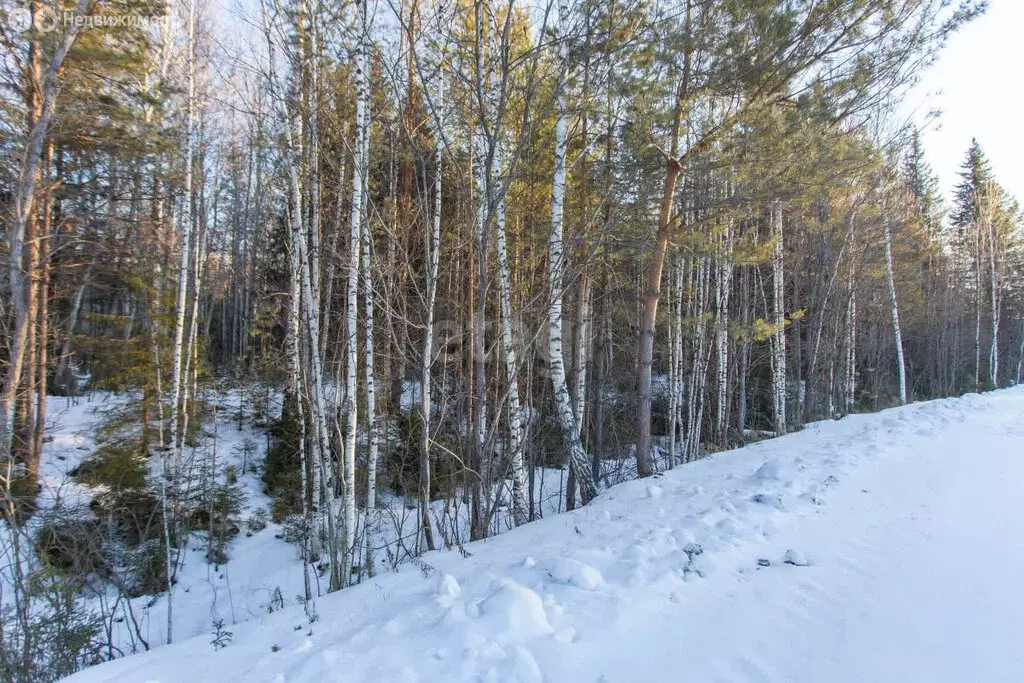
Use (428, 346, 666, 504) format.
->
(64, 387, 1024, 682)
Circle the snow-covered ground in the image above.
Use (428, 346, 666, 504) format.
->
(64, 387, 1024, 682)
(10, 385, 590, 657)
(17, 389, 309, 652)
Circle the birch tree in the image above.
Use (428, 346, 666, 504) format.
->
(770, 200, 787, 435)
(341, 0, 371, 587)
(549, 0, 598, 504)
(879, 164, 907, 404)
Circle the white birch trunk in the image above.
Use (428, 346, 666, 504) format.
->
(361, 173, 378, 578)
(549, 0, 597, 503)
(260, 0, 335, 590)
(770, 201, 787, 434)
(683, 262, 698, 462)
(667, 263, 682, 469)
(418, 75, 444, 553)
(162, 0, 198, 643)
(181, 181, 209, 450)
(289, 127, 336, 584)
(984, 186, 1000, 387)
(845, 266, 857, 412)
(288, 207, 313, 601)
(714, 215, 734, 444)
(879, 169, 907, 404)
(686, 258, 712, 462)
(1016, 318, 1024, 384)
(341, 0, 369, 587)
(738, 262, 751, 437)
(572, 277, 590, 438)
(493, 138, 528, 525)
(471, 45, 489, 528)
(974, 218, 982, 390)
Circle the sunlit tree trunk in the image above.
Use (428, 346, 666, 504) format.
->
(549, 0, 597, 504)
(845, 266, 857, 412)
(879, 169, 906, 404)
(983, 183, 1000, 387)
(714, 212, 734, 445)
(341, 0, 370, 586)
(770, 200, 787, 434)
(162, 0, 198, 642)
(493, 138, 528, 525)
(667, 263, 682, 468)
(360, 111, 378, 574)
(418, 75, 443, 552)
(2, 0, 90, 508)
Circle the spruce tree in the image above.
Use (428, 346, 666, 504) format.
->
(904, 130, 942, 224)
(952, 138, 994, 230)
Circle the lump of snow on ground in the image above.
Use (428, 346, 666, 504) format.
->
(438, 573, 462, 599)
(476, 578, 553, 643)
(784, 549, 809, 566)
(751, 459, 782, 482)
(545, 557, 606, 591)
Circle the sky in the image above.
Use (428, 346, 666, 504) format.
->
(909, 0, 1024, 206)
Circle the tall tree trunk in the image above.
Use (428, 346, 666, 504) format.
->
(1, 0, 90, 486)
(493, 138, 528, 525)
(592, 268, 608, 481)
(879, 169, 906, 404)
(636, 0, 691, 476)
(418, 75, 444, 553)
(974, 216, 982, 391)
(1016, 317, 1024, 384)
(470, 3, 489, 539)
(549, 0, 597, 504)
(985, 186, 1000, 387)
(288, 199, 313, 603)
(162, 0, 197, 642)
(770, 200, 787, 434)
(714, 212, 734, 446)
(341, 0, 369, 586)
(845, 266, 857, 412)
(361, 207, 378, 576)
(32, 146, 53, 468)
(358, 52, 376, 575)
(667, 263, 680, 468)
(636, 95, 684, 477)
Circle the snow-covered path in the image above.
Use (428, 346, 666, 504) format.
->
(583, 391, 1024, 683)
(66, 388, 1024, 683)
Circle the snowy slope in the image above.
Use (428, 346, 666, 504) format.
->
(18, 390, 309, 652)
(64, 387, 1024, 683)
(17, 387, 608, 660)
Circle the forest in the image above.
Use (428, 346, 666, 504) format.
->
(2, 0, 1021, 678)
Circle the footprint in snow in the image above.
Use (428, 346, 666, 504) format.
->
(802, 492, 825, 506)
(751, 492, 785, 510)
